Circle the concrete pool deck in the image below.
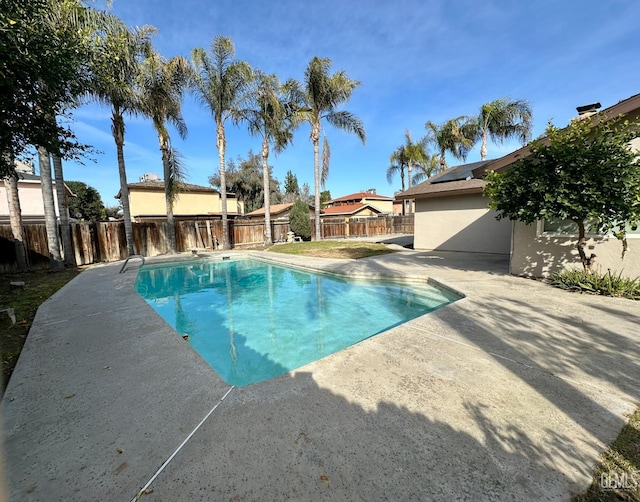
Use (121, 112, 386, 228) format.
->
(2, 248, 639, 501)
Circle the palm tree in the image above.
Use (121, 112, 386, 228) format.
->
(399, 130, 430, 187)
(238, 72, 297, 245)
(138, 50, 190, 254)
(89, 21, 155, 256)
(411, 153, 441, 184)
(474, 97, 533, 160)
(297, 57, 366, 240)
(191, 36, 253, 250)
(425, 116, 476, 171)
(387, 148, 407, 191)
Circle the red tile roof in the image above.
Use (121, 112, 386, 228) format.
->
(245, 203, 294, 217)
(329, 191, 393, 203)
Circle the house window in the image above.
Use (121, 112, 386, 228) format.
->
(539, 218, 640, 238)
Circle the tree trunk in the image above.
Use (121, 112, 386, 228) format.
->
(216, 118, 230, 250)
(480, 130, 488, 161)
(262, 136, 272, 246)
(4, 175, 28, 271)
(112, 110, 135, 256)
(38, 147, 64, 271)
(312, 121, 321, 241)
(575, 219, 596, 271)
(161, 139, 176, 254)
(52, 153, 76, 266)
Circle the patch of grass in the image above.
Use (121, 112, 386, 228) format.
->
(574, 407, 640, 501)
(0, 268, 81, 393)
(549, 269, 640, 300)
(268, 240, 396, 259)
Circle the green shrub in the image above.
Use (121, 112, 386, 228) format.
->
(549, 269, 640, 300)
(289, 199, 312, 240)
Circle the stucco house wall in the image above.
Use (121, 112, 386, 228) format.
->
(510, 220, 640, 278)
(414, 193, 511, 255)
(0, 177, 62, 223)
(127, 187, 243, 220)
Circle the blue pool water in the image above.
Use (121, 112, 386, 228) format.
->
(135, 258, 459, 386)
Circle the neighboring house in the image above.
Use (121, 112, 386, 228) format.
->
(398, 93, 640, 277)
(326, 190, 393, 214)
(392, 195, 413, 215)
(116, 177, 244, 222)
(244, 202, 314, 220)
(321, 203, 383, 218)
(0, 163, 75, 224)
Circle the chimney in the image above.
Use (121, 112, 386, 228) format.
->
(575, 102, 601, 120)
(366, 188, 376, 194)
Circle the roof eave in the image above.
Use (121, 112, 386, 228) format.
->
(397, 186, 484, 200)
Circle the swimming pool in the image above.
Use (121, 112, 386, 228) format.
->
(135, 257, 459, 386)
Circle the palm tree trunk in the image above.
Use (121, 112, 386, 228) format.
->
(38, 147, 64, 271)
(480, 130, 488, 161)
(52, 153, 76, 266)
(261, 136, 272, 246)
(4, 175, 28, 271)
(217, 118, 230, 250)
(112, 110, 135, 256)
(312, 122, 321, 241)
(161, 142, 177, 254)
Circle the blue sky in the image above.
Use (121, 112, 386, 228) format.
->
(55, 0, 639, 207)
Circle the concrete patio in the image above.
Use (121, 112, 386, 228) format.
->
(1, 247, 639, 501)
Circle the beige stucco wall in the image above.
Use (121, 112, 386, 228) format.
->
(364, 198, 393, 213)
(511, 220, 640, 278)
(414, 193, 511, 254)
(129, 189, 241, 218)
(0, 180, 61, 221)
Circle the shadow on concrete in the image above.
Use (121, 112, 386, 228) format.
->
(145, 369, 595, 501)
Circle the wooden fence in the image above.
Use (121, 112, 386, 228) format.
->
(0, 215, 414, 272)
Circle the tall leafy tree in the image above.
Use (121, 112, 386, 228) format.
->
(138, 50, 190, 254)
(209, 152, 281, 213)
(2, 0, 104, 269)
(485, 118, 640, 270)
(284, 171, 300, 193)
(238, 72, 297, 245)
(0, 0, 91, 178)
(89, 21, 155, 256)
(191, 36, 253, 250)
(296, 57, 366, 240)
(425, 116, 476, 171)
(474, 97, 533, 160)
(66, 181, 106, 222)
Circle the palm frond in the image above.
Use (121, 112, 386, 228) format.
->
(321, 136, 331, 187)
(166, 147, 187, 204)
